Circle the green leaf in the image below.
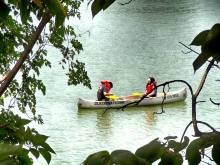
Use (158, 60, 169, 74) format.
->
(0, 144, 23, 156)
(0, 155, 8, 162)
(83, 150, 111, 165)
(135, 138, 164, 163)
(186, 146, 201, 165)
(167, 136, 189, 153)
(212, 133, 220, 144)
(0, 96, 4, 105)
(200, 133, 214, 148)
(24, 127, 32, 141)
(17, 153, 33, 165)
(26, 87, 32, 95)
(0, 157, 21, 165)
(193, 29, 220, 72)
(21, 119, 32, 125)
(212, 144, 220, 164)
(41, 84, 46, 95)
(190, 30, 209, 46)
(206, 23, 220, 42)
(39, 148, 51, 165)
(32, 134, 49, 146)
(182, 136, 190, 149)
(192, 51, 211, 73)
(111, 150, 143, 165)
(42, 0, 56, 15)
(32, 0, 43, 8)
(40, 142, 56, 154)
(159, 151, 183, 165)
(91, 0, 115, 18)
(203, 33, 220, 62)
(212, 52, 220, 63)
(55, 7, 67, 27)
(191, 23, 220, 71)
(103, 0, 115, 10)
(18, 0, 29, 24)
(186, 138, 206, 165)
(167, 140, 181, 153)
(30, 148, 40, 159)
(0, 128, 8, 136)
(91, 0, 104, 18)
(0, 1, 10, 23)
(43, 0, 67, 27)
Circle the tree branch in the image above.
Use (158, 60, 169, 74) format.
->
(194, 59, 215, 98)
(210, 98, 220, 106)
(179, 42, 199, 55)
(102, 79, 193, 116)
(0, 11, 52, 96)
(118, 0, 134, 5)
(180, 120, 217, 143)
(0, 122, 10, 128)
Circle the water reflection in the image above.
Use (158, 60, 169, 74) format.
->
(145, 109, 156, 125)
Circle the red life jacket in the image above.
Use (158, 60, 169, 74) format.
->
(146, 84, 154, 94)
(100, 80, 111, 92)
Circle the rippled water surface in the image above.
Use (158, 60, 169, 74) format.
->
(28, 0, 220, 164)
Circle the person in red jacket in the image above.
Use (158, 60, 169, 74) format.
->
(97, 80, 114, 101)
(143, 77, 157, 97)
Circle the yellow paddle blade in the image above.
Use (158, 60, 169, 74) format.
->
(108, 95, 119, 100)
(132, 92, 142, 97)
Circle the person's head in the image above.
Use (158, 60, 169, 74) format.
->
(109, 82, 113, 88)
(147, 77, 155, 85)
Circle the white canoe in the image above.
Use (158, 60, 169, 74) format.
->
(77, 88, 187, 109)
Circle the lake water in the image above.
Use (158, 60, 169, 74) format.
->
(27, 0, 220, 164)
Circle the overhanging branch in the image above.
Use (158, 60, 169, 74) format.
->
(102, 79, 193, 115)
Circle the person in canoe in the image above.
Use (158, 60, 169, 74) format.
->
(143, 77, 157, 97)
(97, 80, 114, 101)
(0, 70, 11, 83)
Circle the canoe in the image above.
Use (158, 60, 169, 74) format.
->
(77, 88, 187, 109)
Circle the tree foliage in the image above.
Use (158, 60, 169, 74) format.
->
(0, 0, 112, 164)
(191, 23, 220, 72)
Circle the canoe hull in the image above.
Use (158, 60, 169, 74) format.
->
(77, 88, 187, 109)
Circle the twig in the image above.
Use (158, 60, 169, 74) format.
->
(118, 0, 134, 5)
(196, 101, 206, 103)
(210, 98, 220, 106)
(102, 79, 193, 116)
(180, 120, 217, 143)
(0, 122, 10, 128)
(180, 121, 193, 143)
(179, 42, 199, 55)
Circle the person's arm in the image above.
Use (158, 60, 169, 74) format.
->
(104, 91, 113, 96)
(0, 75, 7, 83)
(142, 90, 147, 96)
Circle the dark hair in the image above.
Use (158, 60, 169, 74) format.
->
(149, 77, 155, 83)
(109, 82, 113, 88)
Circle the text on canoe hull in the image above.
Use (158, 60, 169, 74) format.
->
(163, 93, 179, 99)
(94, 101, 125, 105)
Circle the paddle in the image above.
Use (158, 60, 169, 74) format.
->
(132, 92, 142, 97)
(108, 95, 119, 100)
